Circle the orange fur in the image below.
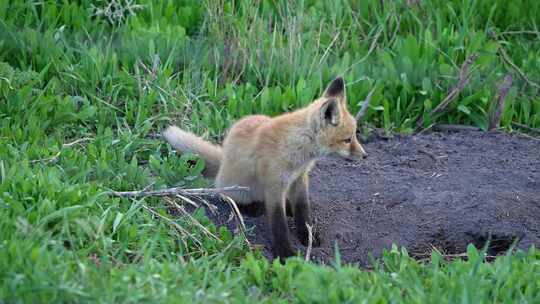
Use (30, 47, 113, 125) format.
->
(162, 127, 222, 177)
(164, 77, 367, 259)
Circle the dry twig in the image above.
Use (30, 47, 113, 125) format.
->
(489, 74, 513, 130)
(109, 185, 249, 198)
(511, 122, 540, 135)
(304, 223, 314, 261)
(413, 244, 498, 263)
(140, 203, 197, 250)
(342, 26, 384, 74)
(30, 137, 94, 164)
(111, 185, 252, 246)
(416, 251, 497, 263)
(416, 54, 478, 128)
(498, 46, 540, 91)
(164, 196, 222, 242)
(432, 124, 481, 132)
(355, 87, 376, 123)
(220, 194, 251, 247)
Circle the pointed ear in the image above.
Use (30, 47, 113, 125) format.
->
(320, 99, 340, 126)
(324, 77, 345, 98)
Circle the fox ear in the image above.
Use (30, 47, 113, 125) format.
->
(324, 77, 345, 98)
(320, 99, 340, 126)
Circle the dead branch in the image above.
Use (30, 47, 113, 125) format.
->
(498, 46, 540, 91)
(164, 196, 222, 242)
(140, 204, 198, 250)
(355, 87, 376, 123)
(109, 185, 249, 198)
(489, 74, 513, 130)
(432, 124, 481, 132)
(413, 244, 498, 263)
(416, 54, 478, 128)
(416, 251, 498, 263)
(111, 185, 252, 246)
(220, 194, 251, 247)
(342, 26, 383, 74)
(30, 137, 94, 164)
(511, 130, 540, 141)
(511, 122, 540, 135)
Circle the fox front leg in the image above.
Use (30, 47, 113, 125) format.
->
(288, 173, 321, 247)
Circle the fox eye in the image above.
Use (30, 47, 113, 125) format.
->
(343, 138, 352, 144)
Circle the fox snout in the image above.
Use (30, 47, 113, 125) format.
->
(335, 139, 367, 161)
(348, 140, 367, 160)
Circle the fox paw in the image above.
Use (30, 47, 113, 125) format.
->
(273, 245, 296, 262)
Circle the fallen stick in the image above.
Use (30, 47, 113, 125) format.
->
(355, 87, 376, 123)
(432, 124, 481, 132)
(498, 46, 540, 91)
(416, 54, 478, 129)
(109, 185, 249, 198)
(140, 204, 198, 250)
(164, 196, 222, 242)
(30, 137, 94, 164)
(416, 252, 498, 263)
(512, 131, 540, 141)
(511, 122, 540, 134)
(220, 194, 251, 247)
(113, 185, 253, 247)
(414, 244, 499, 263)
(489, 74, 513, 130)
(342, 26, 383, 74)
(488, 29, 540, 91)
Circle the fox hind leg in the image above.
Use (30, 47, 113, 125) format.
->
(285, 199, 294, 217)
(265, 187, 295, 261)
(237, 200, 265, 217)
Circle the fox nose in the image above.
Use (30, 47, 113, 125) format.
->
(358, 146, 367, 159)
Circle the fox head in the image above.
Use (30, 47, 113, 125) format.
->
(312, 77, 367, 161)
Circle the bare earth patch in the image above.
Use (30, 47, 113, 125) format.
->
(189, 130, 540, 266)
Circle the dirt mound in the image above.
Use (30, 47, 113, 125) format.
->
(190, 130, 540, 266)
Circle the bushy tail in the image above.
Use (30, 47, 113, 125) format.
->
(162, 126, 222, 178)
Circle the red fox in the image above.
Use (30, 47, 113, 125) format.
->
(163, 77, 367, 259)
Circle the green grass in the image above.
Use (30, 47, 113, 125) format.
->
(1, 0, 539, 302)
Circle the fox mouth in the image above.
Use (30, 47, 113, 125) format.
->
(327, 151, 365, 162)
(344, 155, 366, 162)
(343, 150, 368, 161)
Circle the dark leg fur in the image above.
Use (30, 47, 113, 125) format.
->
(285, 199, 294, 217)
(237, 201, 265, 217)
(269, 205, 295, 260)
(289, 175, 321, 247)
(263, 183, 296, 262)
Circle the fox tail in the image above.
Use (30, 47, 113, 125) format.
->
(162, 126, 222, 178)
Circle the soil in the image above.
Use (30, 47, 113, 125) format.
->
(185, 130, 540, 266)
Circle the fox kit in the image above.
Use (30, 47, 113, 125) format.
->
(163, 77, 367, 259)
